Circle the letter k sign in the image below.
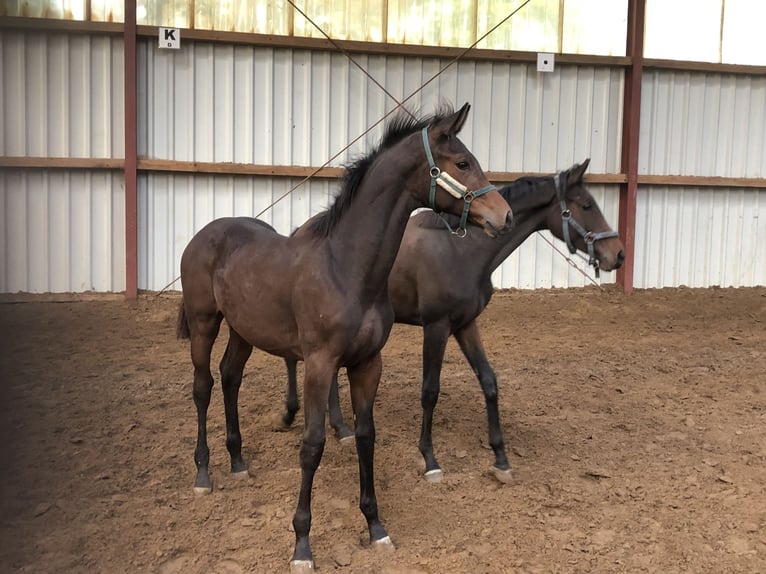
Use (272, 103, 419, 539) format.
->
(159, 27, 181, 50)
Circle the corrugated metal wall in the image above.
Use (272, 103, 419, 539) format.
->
(138, 39, 624, 291)
(0, 30, 125, 293)
(3, 31, 763, 293)
(636, 70, 766, 288)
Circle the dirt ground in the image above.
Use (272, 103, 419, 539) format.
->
(0, 285, 764, 574)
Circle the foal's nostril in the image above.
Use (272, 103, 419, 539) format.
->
(505, 210, 514, 228)
(617, 250, 625, 263)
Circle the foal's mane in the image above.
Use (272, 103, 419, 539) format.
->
(305, 105, 457, 237)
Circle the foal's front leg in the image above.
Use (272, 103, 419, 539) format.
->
(347, 353, 393, 550)
(290, 357, 334, 574)
(454, 319, 512, 483)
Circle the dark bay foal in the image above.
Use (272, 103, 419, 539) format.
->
(280, 159, 624, 483)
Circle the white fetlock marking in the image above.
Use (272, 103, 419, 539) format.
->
(289, 559, 315, 573)
(424, 469, 444, 483)
(492, 466, 513, 484)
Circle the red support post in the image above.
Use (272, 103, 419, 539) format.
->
(124, 0, 138, 300)
(616, 0, 645, 294)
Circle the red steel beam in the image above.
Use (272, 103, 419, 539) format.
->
(616, 0, 645, 294)
(124, 0, 138, 300)
(616, 0, 645, 293)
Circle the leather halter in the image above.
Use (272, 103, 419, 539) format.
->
(421, 127, 497, 237)
(554, 170, 619, 278)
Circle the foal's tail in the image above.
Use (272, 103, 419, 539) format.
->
(176, 302, 191, 340)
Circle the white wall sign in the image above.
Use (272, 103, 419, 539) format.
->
(537, 52, 555, 72)
(159, 28, 180, 50)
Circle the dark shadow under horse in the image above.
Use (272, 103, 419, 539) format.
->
(175, 104, 513, 572)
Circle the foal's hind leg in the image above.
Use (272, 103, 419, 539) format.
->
(279, 360, 353, 442)
(328, 372, 354, 442)
(220, 327, 253, 477)
(189, 310, 223, 495)
(454, 319, 512, 484)
(419, 319, 451, 482)
(279, 358, 300, 429)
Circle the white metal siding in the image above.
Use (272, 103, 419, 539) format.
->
(137, 39, 624, 291)
(0, 169, 125, 293)
(5, 32, 764, 294)
(634, 186, 765, 288)
(1, 30, 124, 157)
(637, 71, 766, 288)
(0, 30, 125, 293)
(138, 173, 335, 290)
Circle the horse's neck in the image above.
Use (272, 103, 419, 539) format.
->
(326, 161, 422, 297)
(488, 179, 558, 272)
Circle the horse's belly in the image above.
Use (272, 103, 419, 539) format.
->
(214, 255, 303, 359)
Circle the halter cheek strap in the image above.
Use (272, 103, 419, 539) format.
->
(554, 170, 619, 278)
(421, 127, 497, 237)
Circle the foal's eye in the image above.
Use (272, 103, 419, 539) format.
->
(456, 161, 470, 171)
(583, 202, 594, 210)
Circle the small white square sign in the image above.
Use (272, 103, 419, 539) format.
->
(159, 28, 180, 49)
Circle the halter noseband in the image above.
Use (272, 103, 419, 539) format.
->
(554, 170, 619, 278)
(421, 127, 497, 237)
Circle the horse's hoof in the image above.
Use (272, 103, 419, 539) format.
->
(231, 469, 249, 480)
(492, 466, 513, 484)
(289, 559, 315, 573)
(193, 485, 213, 496)
(338, 434, 355, 446)
(424, 469, 444, 483)
(269, 412, 292, 432)
(372, 536, 396, 553)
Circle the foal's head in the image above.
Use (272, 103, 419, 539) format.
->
(548, 159, 625, 272)
(414, 103, 513, 237)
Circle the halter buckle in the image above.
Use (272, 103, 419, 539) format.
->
(430, 166, 441, 178)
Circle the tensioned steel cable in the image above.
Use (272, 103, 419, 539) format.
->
(157, 3, 533, 294)
(160, 0, 602, 292)
(253, 0, 534, 219)
(280, 0, 599, 288)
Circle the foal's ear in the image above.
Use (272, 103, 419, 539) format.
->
(567, 158, 591, 184)
(439, 102, 471, 136)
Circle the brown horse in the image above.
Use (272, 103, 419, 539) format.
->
(175, 103, 513, 572)
(280, 159, 624, 484)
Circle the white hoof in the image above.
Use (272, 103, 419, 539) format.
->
(424, 469, 444, 483)
(193, 485, 213, 496)
(231, 469, 249, 480)
(372, 536, 396, 552)
(289, 559, 314, 573)
(339, 435, 355, 446)
(492, 466, 513, 484)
